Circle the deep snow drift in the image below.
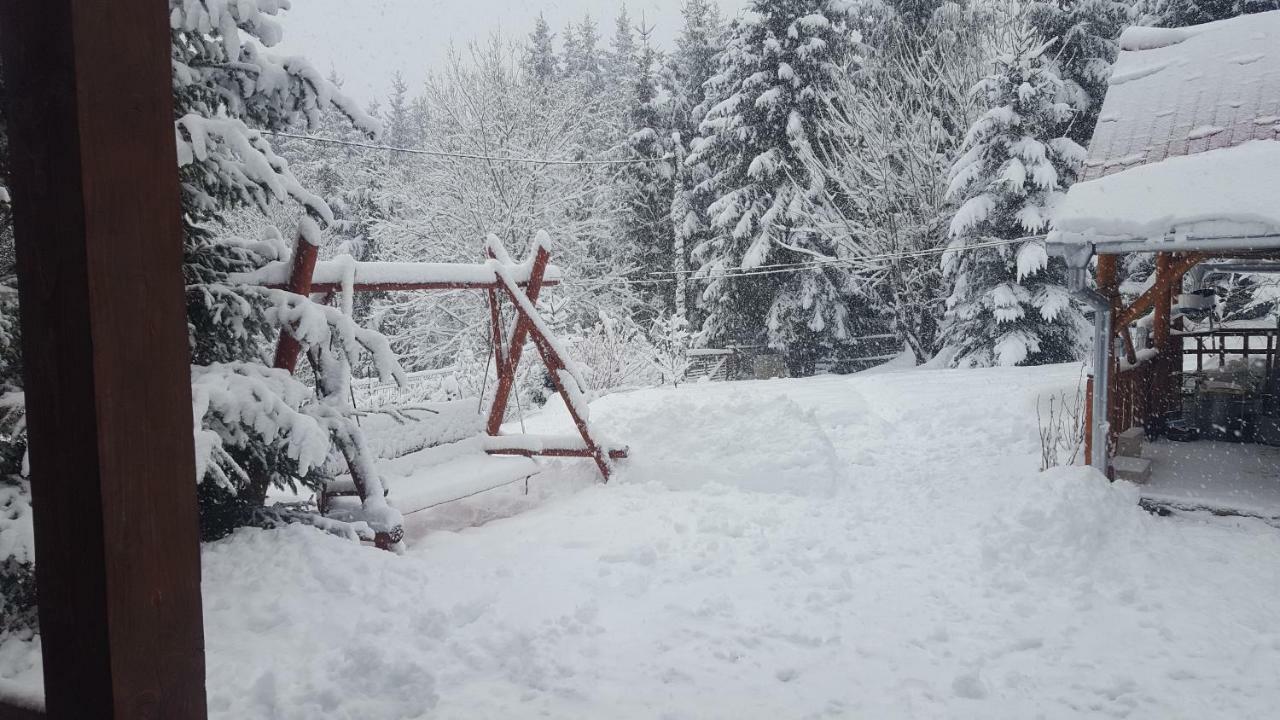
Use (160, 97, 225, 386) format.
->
(4, 363, 1280, 718)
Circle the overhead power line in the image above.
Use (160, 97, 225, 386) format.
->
(264, 130, 670, 166)
(644, 236, 1041, 278)
(560, 235, 1048, 288)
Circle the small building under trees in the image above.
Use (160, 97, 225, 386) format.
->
(1049, 10, 1280, 518)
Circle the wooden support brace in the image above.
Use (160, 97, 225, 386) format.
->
(485, 244, 551, 436)
(1114, 253, 1206, 330)
(492, 269, 614, 480)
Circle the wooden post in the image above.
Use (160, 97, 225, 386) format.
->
(485, 245, 550, 435)
(0, 1, 208, 717)
(1150, 253, 1174, 424)
(272, 232, 320, 372)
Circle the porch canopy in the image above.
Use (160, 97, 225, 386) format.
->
(1047, 10, 1280, 474)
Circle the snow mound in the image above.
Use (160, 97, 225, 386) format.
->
(979, 466, 1146, 578)
(592, 389, 848, 497)
(201, 526, 440, 719)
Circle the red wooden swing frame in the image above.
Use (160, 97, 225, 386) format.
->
(265, 231, 626, 502)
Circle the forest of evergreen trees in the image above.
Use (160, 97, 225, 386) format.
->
(249, 0, 1278, 381)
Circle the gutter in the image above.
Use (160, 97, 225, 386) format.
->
(1060, 243, 1111, 474)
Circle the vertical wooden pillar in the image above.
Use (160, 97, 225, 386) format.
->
(0, 1, 208, 718)
(1151, 253, 1184, 424)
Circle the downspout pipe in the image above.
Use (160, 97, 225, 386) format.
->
(1061, 243, 1111, 474)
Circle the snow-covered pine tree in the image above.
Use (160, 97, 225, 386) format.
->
(801, 0, 998, 364)
(620, 24, 677, 318)
(383, 71, 418, 163)
(563, 14, 605, 94)
(606, 8, 639, 100)
(173, 1, 406, 537)
(1026, 0, 1133, 147)
(687, 0, 860, 373)
(561, 21, 582, 77)
(940, 30, 1089, 367)
(669, 0, 725, 322)
(526, 14, 559, 85)
(1141, 0, 1279, 25)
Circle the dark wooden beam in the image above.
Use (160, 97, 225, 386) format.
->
(0, 1, 208, 718)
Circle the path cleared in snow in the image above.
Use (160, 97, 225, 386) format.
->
(5, 364, 1280, 718)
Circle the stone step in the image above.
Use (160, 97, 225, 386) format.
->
(1112, 455, 1153, 485)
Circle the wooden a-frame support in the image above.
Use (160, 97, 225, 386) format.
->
(267, 232, 626, 505)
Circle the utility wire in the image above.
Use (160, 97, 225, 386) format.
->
(264, 130, 670, 166)
(645, 236, 1039, 278)
(561, 235, 1046, 288)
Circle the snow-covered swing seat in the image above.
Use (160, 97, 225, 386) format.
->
(244, 226, 627, 547)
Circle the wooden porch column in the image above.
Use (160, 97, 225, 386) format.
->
(0, 1, 208, 718)
(1150, 254, 1177, 424)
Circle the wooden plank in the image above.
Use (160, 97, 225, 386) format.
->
(0, 1, 208, 718)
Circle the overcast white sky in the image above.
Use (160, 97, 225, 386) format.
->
(275, 0, 749, 105)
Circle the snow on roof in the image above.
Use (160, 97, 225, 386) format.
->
(1054, 139, 1280, 243)
(1085, 11, 1280, 182)
(1052, 11, 1280, 247)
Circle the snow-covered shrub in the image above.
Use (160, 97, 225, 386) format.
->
(646, 313, 692, 386)
(1037, 370, 1087, 470)
(570, 314, 661, 392)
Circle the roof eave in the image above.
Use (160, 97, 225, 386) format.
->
(1048, 233, 1280, 265)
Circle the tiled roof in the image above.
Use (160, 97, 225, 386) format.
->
(1082, 11, 1280, 182)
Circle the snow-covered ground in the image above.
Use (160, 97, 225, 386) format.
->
(5, 363, 1280, 718)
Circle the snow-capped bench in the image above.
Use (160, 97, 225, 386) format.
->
(320, 451, 541, 519)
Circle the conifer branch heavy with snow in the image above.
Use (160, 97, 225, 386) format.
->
(939, 28, 1089, 368)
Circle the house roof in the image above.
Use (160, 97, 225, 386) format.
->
(1050, 10, 1280, 251)
(1083, 12, 1280, 181)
